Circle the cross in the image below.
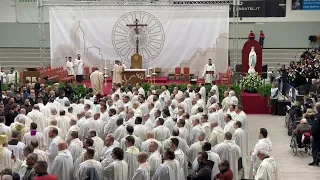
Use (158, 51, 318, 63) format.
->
(126, 19, 147, 54)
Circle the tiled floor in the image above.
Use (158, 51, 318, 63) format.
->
(247, 115, 320, 180)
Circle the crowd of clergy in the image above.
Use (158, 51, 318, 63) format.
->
(0, 81, 278, 180)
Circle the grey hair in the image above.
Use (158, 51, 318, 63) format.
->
(28, 153, 38, 162)
(198, 131, 206, 140)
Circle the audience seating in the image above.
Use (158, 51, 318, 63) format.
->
(219, 67, 232, 85)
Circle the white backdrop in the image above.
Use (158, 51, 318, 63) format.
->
(49, 5, 229, 74)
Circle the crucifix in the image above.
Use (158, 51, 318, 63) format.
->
(126, 19, 147, 54)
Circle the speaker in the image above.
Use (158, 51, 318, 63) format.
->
(262, 65, 268, 79)
(235, 64, 242, 73)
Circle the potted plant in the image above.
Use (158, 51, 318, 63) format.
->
(240, 72, 263, 93)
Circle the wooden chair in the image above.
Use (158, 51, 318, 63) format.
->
(182, 67, 190, 81)
(174, 67, 182, 81)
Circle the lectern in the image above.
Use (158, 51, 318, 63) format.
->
(121, 53, 146, 84)
(22, 68, 40, 83)
(131, 53, 142, 69)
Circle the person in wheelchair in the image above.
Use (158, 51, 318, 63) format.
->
(293, 119, 312, 148)
(289, 101, 303, 121)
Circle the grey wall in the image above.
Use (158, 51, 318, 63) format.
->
(0, 22, 319, 48)
(229, 22, 320, 49)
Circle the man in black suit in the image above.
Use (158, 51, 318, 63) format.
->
(310, 102, 320, 166)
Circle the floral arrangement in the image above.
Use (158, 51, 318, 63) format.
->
(240, 72, 263, 93)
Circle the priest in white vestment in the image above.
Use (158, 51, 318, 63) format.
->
(208, 121, 225, 147)
(192, 142, 221, 180)
(152, 148, 181, 180)
(79, 112, 96, 141)
(134, 117, 148, 141)
(124, 136, 140, 180)
(103, 147, 128, 180)
(30, 140, 47, 161)
(46, 127, 63, 172)
(170, 138, 186, 180)
(202, 59, 216, 84)
(223, 114, 235, 135)
(7, 131, 25, 160)
(50, 142, 74, 180)
(148, 141, 162, 178)
(66, 57, 75, 76)
(212, 132, 241, 180)
(140, 132, 162, 155)
(27, 105, 47, 132)
(74, 54, 84, 82)
(90, 67, 104, 95)
(233, 121, 249, 179)
(229, 91, 238, 106)
(189, 119, 203, 145)
(68, 131, 83, 163)
(89, 130, 105, 161)
(250, 128, 273, 177)
(112, 60, 125, 84)
(254, 150, 278, 180)
(77, 147, 103, 180)
(22, 123, 46, 150)
(152, 118, 171, 143)
(189, 131, 206, 164)
(0, 68, 7, 84)
(65, 119, 80, 143)
(0, 135, 14, 171)
(43, 119, 64, 148)
(132, 152, 150, 180)
(221, 91, 230, 112)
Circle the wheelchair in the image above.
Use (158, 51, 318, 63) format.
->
(290, 130, 312, 156)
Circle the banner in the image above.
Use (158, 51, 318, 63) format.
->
(49, 6, 229, 74)
(229, 0, 266, 17)
(292, 0, 320, 10)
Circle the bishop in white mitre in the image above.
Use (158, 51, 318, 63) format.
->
(202, 59, 216, 84)
(77, 147, 103, 180)
(233, 121, 249, 179)
(212, 132, 241, 180)
(50, 142, 74, 180)
(103, 147, 128, 180)
(152, 148, 181, 180)
(132, 152, 150, 180)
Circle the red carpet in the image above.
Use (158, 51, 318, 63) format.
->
(240, 92, 270, 114)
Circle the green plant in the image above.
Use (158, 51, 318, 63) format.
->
(71, 84, 89, 99)
(257, 83, 272, 97)
(240, 72, 263, 92)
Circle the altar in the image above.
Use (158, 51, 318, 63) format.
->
(122, 69, 146, 84)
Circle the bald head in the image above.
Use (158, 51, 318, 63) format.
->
(146, 131, 155, 139)
(85, 111, 92, 118)
(51, 108, 57, 115)
(20, 108, 26, 115)
(33, 104, 39, 110)
(58, 141, 68, 151)
(50, 119, 57, 126)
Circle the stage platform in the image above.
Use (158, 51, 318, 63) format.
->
(240, 92, 270, 114)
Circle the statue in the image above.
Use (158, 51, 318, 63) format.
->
(248, 46, 257, 73)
